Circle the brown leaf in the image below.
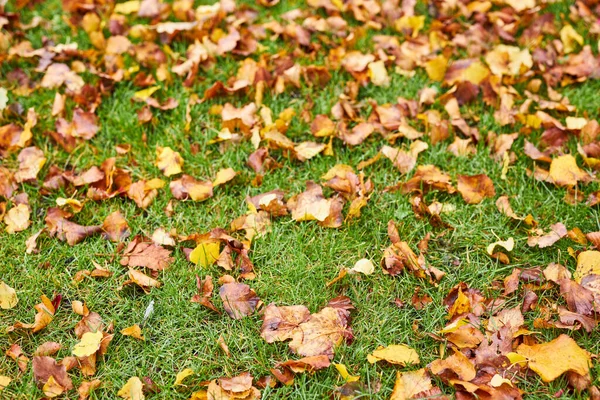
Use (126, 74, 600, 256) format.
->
(120, 237, 173, 271)
(457, 174, 496, 204)
(45, 208, 102, 245)
(191, 275, 219, 313)
(123, 268, 161, 292)
(260, 304, 311, 343)
(78, 379, 101, 400)
(430, 350, 476, 381)
(527, 223, 567, 248)
(32, 356, 74, 390)
(287, 181, 343, 228)
(219, 282, 260, 319)
(6, 344, 29, 372)
(288, 301, 353, 359)
(34, 342, 62, 357)
(170, 175, 213, 201)
(14, 146, 46, 183)
(101, 211, 130, 242)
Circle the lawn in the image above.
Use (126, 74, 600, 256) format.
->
(1, 0, 600, 399)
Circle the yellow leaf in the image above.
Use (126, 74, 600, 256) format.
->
(118, 377, 145, 400)
(486, 237, 514, 255)
(155, 147, 183, 177)
(43, 375, 65, 398)
(114, 0, 140, 14)
(349, 259, 374, 275)
(574, 250, 600, 283)
(367, 61, 390, 87)
(4, 204, 30, 234)
(548, 155, 589, 187)
(425, 55, 447, 82)
(174, 368, 194, 386)
(506, 352, 527, 365)
(367, 344, 420, 366)
(121, 324, 145, 341)
(72, 331, 103, 358)
(560, 25, 583, 54)
(212, 168, 237, 187)
(390, 369, 432, 400)
(133, 86, 160, 100)
(489, 374, 513, 388)
(0, 282, 18, 309)
(333, 364, 359, 382)
(566, 117, 587, 130)
(189, 391, 208, 400)
(0, 376, 12, 391)
(516, 334, 591, 382)
(189, 241, 220, 267)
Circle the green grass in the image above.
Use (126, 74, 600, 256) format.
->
(1, 0, 600, 398)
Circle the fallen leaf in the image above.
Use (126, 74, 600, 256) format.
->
(4, 203, 30, 233)
(349, 258, 375, 275)
(174, 368, 194, 386)
(515, 334, 591, 382)
(72, 330, 103, 358)
(574, 250, 600, 282)
(367, 344, 420, 366)
(430, 350, 476, 381)
(213, 168, 236, 187)
(101, 210, 130, 242)
(0, 376, 11, 391)
(261, 304, 311, 343)
(120, 237, 173, 271)
(457, 174, 496, 204)
(155, 147, 183, 177)
(390, 369, 433, 400)
(121, 325, 145, 341)
(0, 281, 18, 309)
(527, 223, 567, 248)
(118, 377, 145, 400)
(191, 275, 219, 313)
(78, 379, 102, 400)
(43, 375, 65, 398)
(220, 282, 260, 319)
(32, 356, 73, 391)
(123, 268, 161, 292)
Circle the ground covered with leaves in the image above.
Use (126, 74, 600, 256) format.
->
(1, 0, 600, 398)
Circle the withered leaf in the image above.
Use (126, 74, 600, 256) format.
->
(219, 282, 260, 319)
(120, 237, 173, 271)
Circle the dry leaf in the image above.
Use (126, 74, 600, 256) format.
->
(220, 282, 260, 319)
(367, 344, 420, 366)
(156, 147, 183, 177)
(120, 237, 173, 271)
(118, 376, 145, 400)
(457, 174, 496, 204)
(515, 334, 591, 382)
(0, 282, 18, 309)
(121, 325, 145, 341)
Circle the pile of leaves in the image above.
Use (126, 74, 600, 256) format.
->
(1, 0, 600, 397)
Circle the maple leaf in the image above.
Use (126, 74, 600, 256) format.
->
(219, 282, 260, 319)
(120, 237, 174, 271)
(261, 304, 311, 343)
